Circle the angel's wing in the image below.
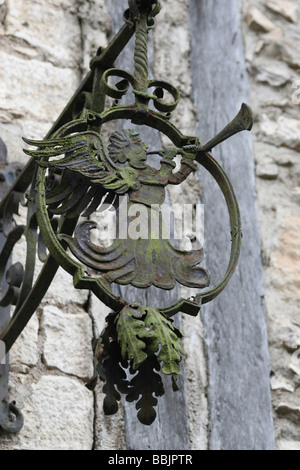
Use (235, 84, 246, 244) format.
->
(23, 130, 140, 195)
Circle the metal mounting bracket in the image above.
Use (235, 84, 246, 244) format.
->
(0, 159, 24, 433)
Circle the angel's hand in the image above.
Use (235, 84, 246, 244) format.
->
(117, 167, 141, 191)
(99, 166, 141, 193)
(180, 145, 197, 161)
(160, 146, 196, 163)
(161, 148, 178, 161)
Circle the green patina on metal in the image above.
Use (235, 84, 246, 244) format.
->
(0, 0, 253, 428)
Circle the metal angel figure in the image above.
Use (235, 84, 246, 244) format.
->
(24, 129, 210, 292)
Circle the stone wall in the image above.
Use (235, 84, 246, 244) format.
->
(241, 0, 300, 450)
(0, 0, 299, 450)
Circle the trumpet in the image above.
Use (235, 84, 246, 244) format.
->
(199, 103, 253, 152)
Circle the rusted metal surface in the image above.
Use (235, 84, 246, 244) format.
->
(0, 145, 23, 433)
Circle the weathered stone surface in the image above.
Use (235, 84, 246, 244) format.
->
(272, 215, 300, 302)
(259, 34, 300, 69)
(263, 0, 298, 23)
(182, 312, 208, 450)
(93, 382, 126, 450)
(154, 0, 193, 106)
(12, 376, 94, 450)
(77, 0, 111, 29)
(5, 0, 81, 67)
(253, 63, 291, 87)
(40, 265, 89, 307)
(256, 160, 279, 179)
(246, 6, 280, 32)
(274, 154, 294, 167)
(0, 51, 80, 124)
(88, 295, 126, 450)
(277, 440, 300, 451)
(244, 10, 300, 449)
(270, 375, 294, 393)
(276, 403, 300, 422)
(259, 115, 300, 151)
(289, 360, 300, 377)
(9, 314, 39, 369)
(77, 0, 111, 74)
(278, 326, 300, 353)
(41, 305, 94, 380)
(0, 121, 27, 165)
(89, 292, 111, 338)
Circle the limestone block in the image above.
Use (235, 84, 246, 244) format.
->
(241, 0, 300, 452)
(5, 0, 81, 67)
(41, 305, 94, 380)
(154, 0, 193, 95)
(289, 361, 300, 377)
(253, 63, 291, 87)
(46, 0, 77, 13)
(272, 214, 300, 302)
(292, 187, 300, 204)
(0, 117, 51, 167)
(270, 375, 294, 393)
(274, 154, 294, 167)
(154, 23, 191, 91)
(246, 6, 280, 32)
(277, 440, 300, 450)
(80, 25, 108, 75)
(263, 0, 298, 23)
(256, 35, 300, 69)
(13, 375, 94, 450)
(89, 292, 112, 338)
(278, 326, 300, 352)
(88, 298, 126, 450)
(276, 403, 300, 422)
(256, 161, 279, 179)
(77, 0, 111, 75)
(259, 114, 300, 152)
(264, 33, 300, 69)
(9, 314, 39, 369)
(182, 313, 208, 450)
(171, 97, 198, 138)
(0, 51, 80, 124)
(76, 0, 111, 30)
(0, 122, 27, 166)
(281, 44, 300, 70)
(93, 382, 126, 450)
(39, 264, 89, 307)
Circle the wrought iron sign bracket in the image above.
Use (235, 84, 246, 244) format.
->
(0, 0, 253, 430)
(0, 160, 24, 433)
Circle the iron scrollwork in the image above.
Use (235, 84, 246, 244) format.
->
(0, 0, 253, 428)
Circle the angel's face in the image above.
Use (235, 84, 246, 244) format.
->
(127, 145, 147, 169)
(108, 129, 148, 169)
